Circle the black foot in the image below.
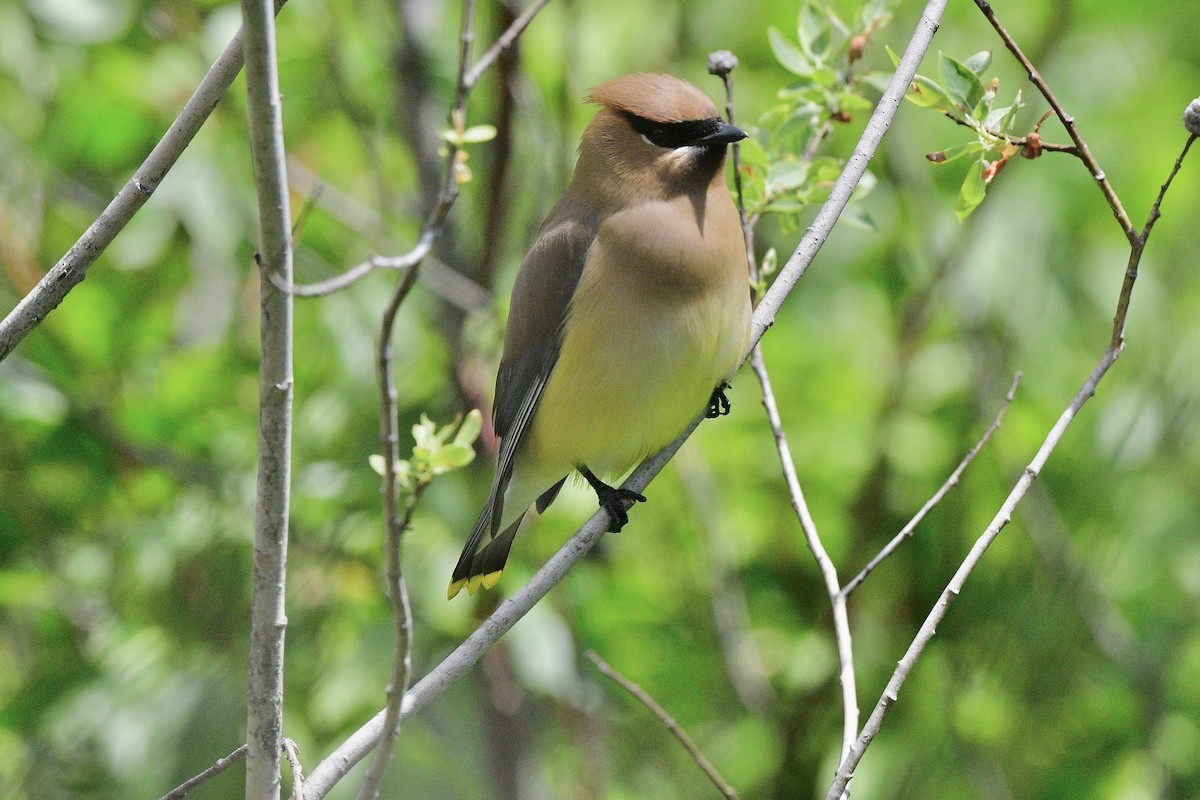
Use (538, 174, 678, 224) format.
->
(707, 384, 731, 418)
(579, 466, 646, 533)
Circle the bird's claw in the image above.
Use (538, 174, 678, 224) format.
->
(706, 385, 731, 418)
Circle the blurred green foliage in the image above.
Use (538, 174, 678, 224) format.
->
(2, 0, 1200, 799)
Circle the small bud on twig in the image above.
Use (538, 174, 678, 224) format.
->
(707, 50, 738, 77)
(848, 34, 868, 63)
(1184, 97, 1200, 136)
(1020, 130, 1042, 159)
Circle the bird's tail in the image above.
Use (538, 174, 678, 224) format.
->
(447, 467, 571, 599)
(447, 510, 525, 600)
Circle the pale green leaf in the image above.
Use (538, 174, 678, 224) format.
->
(769, 27, 812, 76)
(954, 158, 987, 220)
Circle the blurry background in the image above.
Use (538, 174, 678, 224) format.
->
(2, 0, 1200, 797)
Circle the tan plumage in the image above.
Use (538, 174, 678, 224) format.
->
(449, 73, 752, 599)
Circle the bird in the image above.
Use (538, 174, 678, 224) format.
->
(448, 72, 752, 599)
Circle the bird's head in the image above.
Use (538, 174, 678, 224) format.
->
(578, 73, 746, 197)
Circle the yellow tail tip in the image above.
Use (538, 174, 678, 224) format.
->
(446, 570, 504, 600)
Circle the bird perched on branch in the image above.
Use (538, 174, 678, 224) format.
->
(449, 72, 751, 599)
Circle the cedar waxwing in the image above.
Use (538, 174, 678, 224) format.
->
(448, 73, 752, 599)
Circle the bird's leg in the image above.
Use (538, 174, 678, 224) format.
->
(706, 382, 731, 418)
(578, 465, 646, 533)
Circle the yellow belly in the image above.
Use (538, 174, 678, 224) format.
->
(524, 278, 748, 478)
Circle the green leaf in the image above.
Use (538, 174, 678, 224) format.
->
(769, 27, 812, 76)
(797, 2, 830, 60)
(430, 443, 476, 474)
(438, 124, 498, 145)
(860, 70, 895, 93)
(955, 158, 987, 220)
(984, 89, 1023, 131)
(963, 50, 992, 75)
(838, 92, 875, 111)
(453, 408, 483, 448)
(761, 247, 778, 277)
(764, 196, 808, 214)
(928, 140, 985, 163)
(811, 65, 838, 88)
(459, 124, 497, 144)
(841, 202, 877, 230)
(735, 135, 768, 169)
(767, 159, 810, 192)
(906, 75, 950, 109)
(939, 52, 984, 111)
(860, 0, 893, 27)
(368, 454, 387, 476)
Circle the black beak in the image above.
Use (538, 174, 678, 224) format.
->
(687, 120, 747, 147)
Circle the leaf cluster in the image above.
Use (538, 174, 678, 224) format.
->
(896, 49, 1030, 219)
(369, 409, 481, 497)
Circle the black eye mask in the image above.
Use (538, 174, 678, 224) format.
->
(622, 113, 746, 149)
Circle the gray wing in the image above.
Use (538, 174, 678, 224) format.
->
(449, 209, 597, 593)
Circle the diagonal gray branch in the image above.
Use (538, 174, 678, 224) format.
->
(0, 0, 288, 364)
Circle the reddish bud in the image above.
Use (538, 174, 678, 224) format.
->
(925, 151, 947, 163)
(1020, 131, 1043, 159)
(849, 35, 868, 63)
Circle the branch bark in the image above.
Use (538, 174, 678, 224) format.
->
(240, 0, 295, 795)
(0, 0, 288, 364)
(585, 651, 740, 800)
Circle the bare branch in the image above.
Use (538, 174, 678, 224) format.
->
(1109, 133, 1195, 347)
(841, 372, 1022, 597)
(585, 651, 740, 800)
(0, 0, 289, 364)
(240, 0, 295, 794)
(287, 0, 552, 298)
(824, 346, 1119, 800)
(157, 745, 248, 800)
(749, 346, 857, 770)
(942, 111, 1077, 154)
(824, 66, 1197, 800)
(972, 0, 1137, 245)
(462, 0, 551, 90)
(283, 739, 306, 800)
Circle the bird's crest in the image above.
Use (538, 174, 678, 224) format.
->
(586, 73, 718, 124)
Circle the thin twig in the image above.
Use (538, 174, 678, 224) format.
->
(973, 0, 1137, 245)
(157, 745, 248, 800)
(1109, 133, 1195, 346)
(585, 651, 740, 800)
(841, 372, 1022, 597)
(823, 71, 1197, 800)
(462, 0, 551, 90)
(240, 0, 295, 793)
(824, 347, 1120, 800)
(749, 346, 857, 771)
(283, 738, 306, 800)
(285, 0, 550, 298)
(0, 0, 289, 363)
(354, 2, 478, 799)
(304, 2, 948, 792)
(708, 52, 756, 282)
(943, 112, 1077, 154)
